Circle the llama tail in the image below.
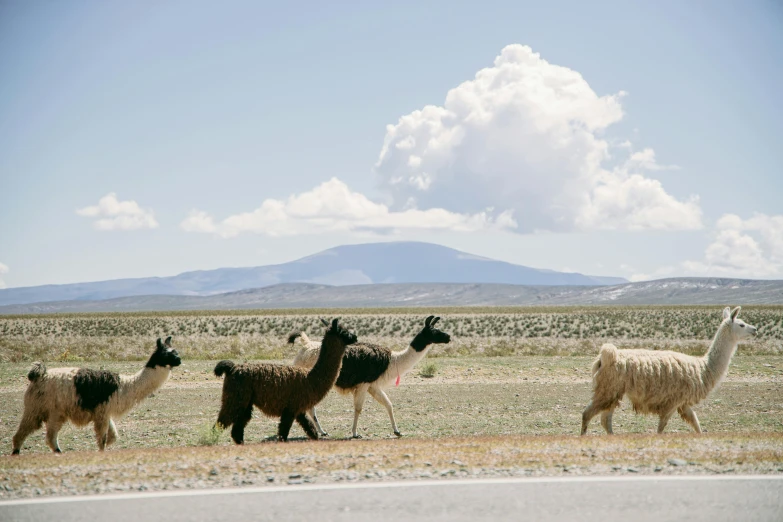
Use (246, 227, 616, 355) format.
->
(214, 360, 236, 378)
(593, 343, 618, 377)
(287, 332, 310, 345)
(27, 362, 47, 382)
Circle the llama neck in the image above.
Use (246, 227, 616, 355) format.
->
(114, 366, 171, 416)
(702, 322, 738, 390)
(307, 335, 345, 394)
(390, 344, 430, 377)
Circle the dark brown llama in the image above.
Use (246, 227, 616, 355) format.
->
(214, 318, 357, 443)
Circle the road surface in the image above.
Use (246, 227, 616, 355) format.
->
(2, 475, 782, 522)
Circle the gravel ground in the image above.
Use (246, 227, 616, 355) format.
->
(1, 433, 782, 499)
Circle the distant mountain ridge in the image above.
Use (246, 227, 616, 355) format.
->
(1, 278, 781, 314)
(0, 242, 626, 306)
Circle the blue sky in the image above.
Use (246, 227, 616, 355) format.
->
(1, 0, 781, 288)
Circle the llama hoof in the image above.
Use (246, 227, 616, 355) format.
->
(321, 432, 330, 438)
(352, 434, 362, 439)
(11, 449, 20, 456)
(393, 431, 402, 437)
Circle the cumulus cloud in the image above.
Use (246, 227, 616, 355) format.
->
(76, 193, 159, 231)
(626, 148, 680, 171)
(683, 213, 783, 278)
(0, 262, 8, 289)
(180, 210, 217, 234)
(181, 178, 516, 238)
(374, 44, 702, 232)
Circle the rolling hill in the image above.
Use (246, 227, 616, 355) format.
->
(0, 242, 626, 307)
(1, 278, 781, 314)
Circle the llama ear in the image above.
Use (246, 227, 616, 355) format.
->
(332, 318, 339, 330)
(425, 315, 435, 327)
(431, 317, 440, 327)
(722, 307, 731, 321)
(156, 338, 164, 350)
(730, 306, 741, 321)
(164, 336, 172, 347)
(320, 318, 329, 327)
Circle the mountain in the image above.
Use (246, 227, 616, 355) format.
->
(1, 278, 781, 314)
(0, 242, 625, 306)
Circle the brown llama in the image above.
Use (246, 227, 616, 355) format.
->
(214, 318, 357, 443)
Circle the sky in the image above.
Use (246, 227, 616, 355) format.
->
(1, 0, 782, 289)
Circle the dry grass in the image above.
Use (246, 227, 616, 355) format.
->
(1, 307, 781, 499)
(2, 306, 782, 363)
(2, 356, 781, 452)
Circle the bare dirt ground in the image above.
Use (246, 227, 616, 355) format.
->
(1, 356, 781, 499)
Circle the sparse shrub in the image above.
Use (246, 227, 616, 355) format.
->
(419, 362, 438, 378)
(1, 307, 782, 362)
(196, 423, 225, 446)
(484, 341, 516, 357)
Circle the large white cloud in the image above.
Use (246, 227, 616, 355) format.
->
(0, 262, 8, 289)
(76, 193, 159, 231)
(683, 213, 783, 278)
(181, 177, 517, 238)
(374, 44, 702, 232)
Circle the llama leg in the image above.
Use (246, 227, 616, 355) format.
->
(600, 408, 615, 435)
(657, 409, 675, 434)
(12, 411, 43, 455)
(369, 387, 401, 437)
(678, 405, 702, 434)
(296, 413, 319, 440)
(216, 383, 252, 432)
(310, 407, 329, 437)
(93, 417, 110, 451)
(215, 403, 234, 431)
(106, 419, 119, 446)
(230, 403, 253, 445)
(45, 416, 66, 453)
(351, 386, 369, 439)
(278, 409, 295, 442)
(581, 401, 602, 435)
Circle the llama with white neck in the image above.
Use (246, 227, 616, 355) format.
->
(581, 307, 757, 435)
(293, 315, 451, 438)
(12, 337, 182, 454)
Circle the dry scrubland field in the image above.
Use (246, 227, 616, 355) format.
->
(1, 306, 782, 499)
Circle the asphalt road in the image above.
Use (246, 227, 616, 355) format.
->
(2, 476, 782, 522)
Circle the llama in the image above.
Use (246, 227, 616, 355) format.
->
(581, 306, 757, 435)
(11, 337, 182, 454)
(293, 315, 451, 438)
(287, 331, 321, 367)
(214, 318, 357, 443)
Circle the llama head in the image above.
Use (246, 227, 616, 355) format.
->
(146, 336, 183, 368)
(321, 318, 358, 346)
(410, 315, 451, 352)
(722, 306, 757, 340)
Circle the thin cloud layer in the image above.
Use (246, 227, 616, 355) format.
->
(76, 193, 159, 231)
(181, 178, 517, 238)
(0, 262, 8, 289)
(375, 44, 702, 232)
